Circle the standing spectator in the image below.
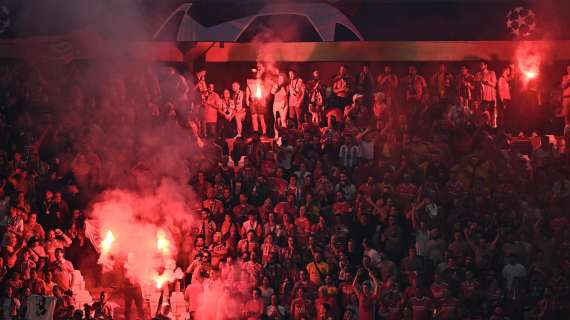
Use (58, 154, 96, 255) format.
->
(475, 60, 497, 125)
(404, 66, 427, 122)
(356, 63, 374, 106)
(307, 70, 325, 125)
(272, 73, 289, 138)
(498, 66, 512, 129)
(48, 248, 74, 291)
(430, 63, 454, 104)
(218, 89, 236, 138)
(232, 81, 246, 137)
(456, 65, 475, 109)
(92, 291, 113, 320)
(23, 213, 46, 241)
(330, 65, 352, 110)
(306, 251, 330, 286)
(204, 83, 221, 138)
(288, 69, 306, 130)
(377, 65, 399, 109)
(352, 269, 379, 320)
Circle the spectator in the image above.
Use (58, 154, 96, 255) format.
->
(48, 248, 73, 291)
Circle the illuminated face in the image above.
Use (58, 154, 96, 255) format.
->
(480, 62, 487, 71)
(223, 89, 231, 99)
(232, 82, 240, 92)
(288, 71, 296, 80)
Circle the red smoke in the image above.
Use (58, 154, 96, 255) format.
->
(92, 179, 197, 289)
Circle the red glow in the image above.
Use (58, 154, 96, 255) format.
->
(523, 70, 537, 80)
(516, 44, 542, 85)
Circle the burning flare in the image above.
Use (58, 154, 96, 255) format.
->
(156, 229, 170, 256)
(101, 230, 115, 255)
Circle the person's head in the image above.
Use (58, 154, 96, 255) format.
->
(265, 233, 274, 244)
(239, 193, 248, 204)
(453, 231, 463, 242)
(460, 65, 469, 75)
(206, 187, 215, 199)
(99, 291, 108, 303)
(362, 238, 371, 249)
(335, 190, 344, 202)
(222, 89, 231, 99)
(271, 294, 279, 306)
(313, 251, 322, 262)
(277, 73, 287, 85)
(5, 286, 13, 297)
(201, 209, 211, 220)
(48, 229, 56, 240)
(30, 268, 38, 279)
(53, 285, 62, 297)
(55, 248, 64, 261)
(299, 269, 308, 281)
(9, 206, 18, 217)
(408, 65, 417, 76)
(252, 287, 261, 299)
(287, 236, 295, 247)
(362, 281, 372, 295)
(312, 69, 320, 79)
(480, 60, 488, 71)
(502, 66, 511, 77)
(54, 192, 62, 203)
(248, 211, 257, 222)
(384, 65, 392, 73)
(246, 230, 256, 242)
(231, 81, 240, 93)
(362, 63, 369, 73)
(296, 286, 305, 298)
(439, 63, 447, 73)
(262, 275, 271, 287)
(213, 232, 222, 244)
(207, 83, 215, 93)
(288, 69, 297, 80)
(195, 236, 205, 248)
(339, 64, 347, 76)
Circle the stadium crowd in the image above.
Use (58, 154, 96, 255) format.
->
(0, 59, 569, 320)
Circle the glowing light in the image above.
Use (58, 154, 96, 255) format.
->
(156, 229, 170, 256)
(523, 71, 537, 80)
(255, 84, 262, 99)
(154, 273, 168, 289)
(101, 230, 115, 255)
(516, 44, 542, 85)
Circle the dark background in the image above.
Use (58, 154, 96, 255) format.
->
(1, 0, 569, 41)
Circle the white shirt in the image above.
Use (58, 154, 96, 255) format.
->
(477, 70, 497, 102)
(498, 75, 511, 101)
(502, 263, 527, 289)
